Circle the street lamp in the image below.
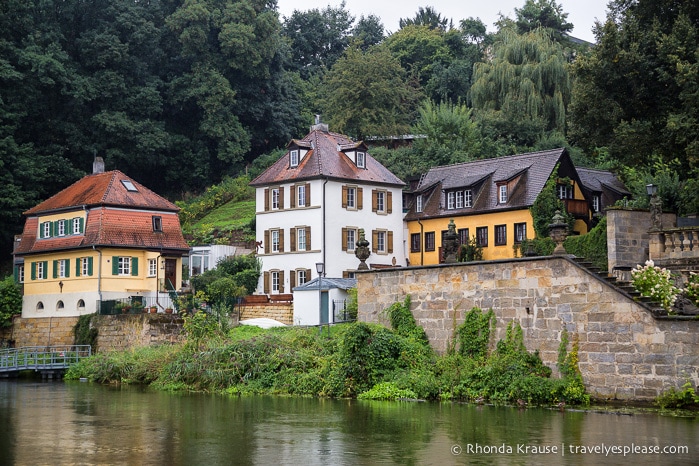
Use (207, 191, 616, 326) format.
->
(646, 184, 657, 197)
(316, 262, 324, 333)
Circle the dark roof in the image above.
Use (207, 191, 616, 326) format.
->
(407, 148, 568, 219)
(250, 129, 404, 187)
(576, 167, 630, 195)
(24, 170, 180, 215)
(293, 277, 357, 291)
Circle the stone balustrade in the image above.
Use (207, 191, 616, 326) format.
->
(649, 228, 699, 261)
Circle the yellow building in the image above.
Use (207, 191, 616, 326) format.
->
(13, 159, 190, 317)
(404, 148, 627, 265)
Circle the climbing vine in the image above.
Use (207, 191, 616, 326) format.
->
(74, 313, 98, 350)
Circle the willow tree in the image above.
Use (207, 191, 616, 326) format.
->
(470, 28, 571, 149)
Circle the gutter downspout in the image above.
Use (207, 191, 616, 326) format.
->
(417, 218, 424, 266)
(155, 252, 163, 309)
(93, 246, 102, 311)
(321, 178, 328, 272)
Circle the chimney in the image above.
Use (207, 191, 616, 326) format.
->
(93, 156, 105, 174)
(310, 114, 329, 133)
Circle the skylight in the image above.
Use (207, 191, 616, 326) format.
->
(121, 180, 138, 192)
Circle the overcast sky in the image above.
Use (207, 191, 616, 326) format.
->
(276, 0, 609, 43)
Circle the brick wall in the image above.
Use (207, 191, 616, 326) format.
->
(357, 256, 699, 401)
(239, 303, 293, 325)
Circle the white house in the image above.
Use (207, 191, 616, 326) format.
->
(249, 121, 406, 295)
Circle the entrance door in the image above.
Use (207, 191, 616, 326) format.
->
(164, 259, 177, 290)
(320, 291, 329, 324)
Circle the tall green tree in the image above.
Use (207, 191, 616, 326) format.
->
(320, 45, 419, 139)
(470, 27, 571, 149)
(399, 6, 453, 31)
(514, 0, 574, 41)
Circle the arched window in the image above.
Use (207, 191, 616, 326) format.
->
(36, 302, 44, 311)
(56, 300, 64, 311)
(77, 299, 85, 311)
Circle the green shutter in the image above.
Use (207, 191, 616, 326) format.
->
(79, 217, 85, 233)
(51, 221, 57, 237)
(88, 257, 93, 276)
(75, 258, 81, 277)
(13, 266, 19, 283)
(43, 261, 48, 277)
(64, 260, 70, 278)
(53, 260, 58, 279)
(112, 257, 119, 275)
(39, 223, 44, 239)
(31, 262, 36, 280)
(131, 257, 139, 276)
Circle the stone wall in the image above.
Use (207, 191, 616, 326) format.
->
(357, 256, 699, 401)
(93, 314, 184, 352)
(5, 316, 80, 347)
(239, 303, 293, 325)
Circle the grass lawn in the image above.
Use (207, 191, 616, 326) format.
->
(192, 199, 256, 230)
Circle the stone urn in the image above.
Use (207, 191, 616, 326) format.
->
(355, 228, 371, 270)
(442, 219, 459, 263)
(548, 210, 569, 255)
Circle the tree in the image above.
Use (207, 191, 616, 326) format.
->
(514, 0, 574, 41)
(399, 6, 453, 32)
(320, 45, 419, 139)
(471, 27, 571, 149)
(385, 25, 452, 87)
(352, 14, 385, 50)
(0, 276, 21, 328)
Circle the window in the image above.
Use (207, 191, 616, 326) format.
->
(416, 195, 423, 213)
(148, 258, 157, 277)
(77, 299, 85, 311)
(447, 192, 455, 209)
(376, 191, 385, 213)
(456, 191, 464, 209)
(297, 184, 306, 207)
(42, 222, 51, 238)
(464, 189, 473, 207)
(343, 186, 363, 210)
(499, 185, 508, 204)
(347, 187, 356, 208)
(272, 229, 280, 253)
(80, 257, 92, 276)
(297, 269, 307, 286)
(425, 232, 436, 252)
(376, 231, 386, 253)
(271, 271, 280, 293)
(121, 180, 138, 192)
(372, 229, 393, 254)
(592, 195, 600, 212)
(16, 265, 24, 283)
(271, 188, 280, 209)
(57, 259, 68, 278)
(152, 216, 162, 232)
(356, 151, 365, 168)
(118, 257, 131, 275)
(342, 227, 357, 252)
(36, 302, 44, 311)
(190, 255, 210, 276)
(57, 220, 65, 237)
(557, 184, 573, 199)
(458, 228, 469, 246)
(290, 149, 299, 167)
(411, 233, 421, 252)
(72, 218, 82, 235)
(56, 300, 64, 311)
(297, 227, 306, 251)
(36, 261, 45, 280)
(514, 223, 527, 243)
(476, 227, 488, 247)
(495, 225, 507, 246)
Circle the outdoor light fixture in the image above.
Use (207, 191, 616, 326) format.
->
(646, 184, 657, 197)
(316, 262, 324, 275)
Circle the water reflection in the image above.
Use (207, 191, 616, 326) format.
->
(0, 381, 696, 465)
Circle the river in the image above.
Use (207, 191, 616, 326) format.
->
(0, 380, 696, 465)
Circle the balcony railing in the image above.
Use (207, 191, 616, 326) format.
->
(563, 199, 589, 218)
(649, 227, 699, 261)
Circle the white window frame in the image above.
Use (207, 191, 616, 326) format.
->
(37, 262, 45, 280)
(148, 258, 157, 277)
(290, 149, 299, 167)
(43, 222, 51, 238)
(298, 184, 306, 207)
(81, 257, 90, 276)
(297, 227, 306, 251)
(297, 269, 307, 286)
(456, 191, 464, 209)
(18, 265, 24, 283)
(465, 189, 473, 207)
(376, 191, 385, 213)
(57, 220, 65, 237)
(592, 195, 600, 212)
(416, 195, 423, 213)
(347, 228, 356, 252)
(447, 192, 455, 210)
(58, 259, 67, 278)
(499, 185, 508, 204)
(271, 271, 280, 293)
(376, 231, 386, 253)
(356, 151, 365, 168)
(271, 188, 280, 209)
(271, 229, 280, 253)
(347, 187, 356, 209)
(118, 257, 131, 276)
(72, 218, 81, 234)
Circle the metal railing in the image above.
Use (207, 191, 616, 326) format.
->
(0, 345, 92, 373)
(333, 299, 355, 323)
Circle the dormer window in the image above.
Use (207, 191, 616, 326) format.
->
(356, 151, 365, 168)
(592, 195, 600, 212)
(557, 184, 573, 199)
(416, 195, 423, 213)
(499, 185, 508, 204)
(152, 216, 162, 232)
(290, 150, 299, 167)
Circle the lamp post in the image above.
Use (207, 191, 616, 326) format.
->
(316, 262, 324, 334)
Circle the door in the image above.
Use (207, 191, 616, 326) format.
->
(164, 259, 177, 290)
(320, 291, 329, 324)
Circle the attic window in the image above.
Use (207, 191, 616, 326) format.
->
(290, 150, 299, 167)
(121, 180, 138, 192)
(152, 216, 162, 232)
(356, 151, 365, 168)
(498, 185, 508, 204)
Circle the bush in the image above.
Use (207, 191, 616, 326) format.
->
(631, 260, 680, 311)
(74, 313, 98, 350)
(0, 276, 22, 328)
(358, 382, 417, 401)
(655, 380, 699, 409)
(564, 216, 608, 270)
(684, 272, 699, 306)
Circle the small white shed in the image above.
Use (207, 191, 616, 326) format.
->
(292, 277, 356, 326)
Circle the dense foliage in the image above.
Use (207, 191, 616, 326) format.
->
(0, 276, 21, 328)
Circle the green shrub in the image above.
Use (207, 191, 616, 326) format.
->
(455, 307, 494, 359)
(564, 216, 608, 270)
(655, 380, 699, 409)
(74, 313, 98, 350)
(0, 275, 21, 328)
(358, 382, 417, 401)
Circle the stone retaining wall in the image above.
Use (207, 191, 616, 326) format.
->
(239, 303, 293, 325)
(357, 256, 699, 401)
(93, 314, 184, 352)
(5, 316, 79, 347)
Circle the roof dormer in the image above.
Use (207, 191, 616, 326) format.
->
(339, 141, 368, 169)
(287, 139, 312, 168)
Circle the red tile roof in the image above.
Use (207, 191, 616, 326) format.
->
(250, 129, 405, 187)
(24, 170, 180, 215)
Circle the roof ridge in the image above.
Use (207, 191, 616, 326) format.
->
(102, 172, 119, 203)
(428, 148, 564, 172)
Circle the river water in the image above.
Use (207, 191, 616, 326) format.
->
(0, 380, 697, 465)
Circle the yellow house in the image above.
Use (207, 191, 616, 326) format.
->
(404, 148, 625, 265)
(12, 159, 190, 317)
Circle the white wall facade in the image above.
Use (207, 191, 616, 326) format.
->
(255, 179, 405, 294)
(293, 287, 350, 326)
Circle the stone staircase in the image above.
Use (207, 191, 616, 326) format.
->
(570, 257, 669, 318)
